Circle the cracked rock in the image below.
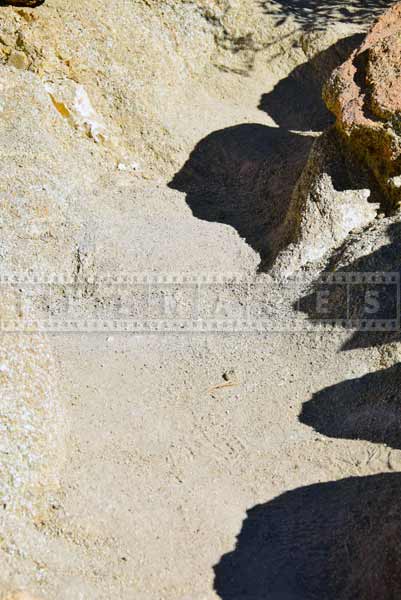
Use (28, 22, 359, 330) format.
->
(324, 1, 401, 211)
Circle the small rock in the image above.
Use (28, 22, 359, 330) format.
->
(223, 369, 236, 382)
(272, 129, 379, 276)
(8, 50, 29, 70)
(117, 161, 140, 172)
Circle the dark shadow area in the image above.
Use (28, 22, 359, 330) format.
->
(169, 124, 313, 269)
(0, 1, 45, 5)
(215, 220, 401, 599)
(169, 36, 362, 271)
(334, 220, 401, 350)
(260, 0, 397, 31)
(215, 222, 401, 599)
(301, 362, 401, 449)
(258, 33, 363, 131)
(297, 219, 401, 350)
(214, 473, 401, 600)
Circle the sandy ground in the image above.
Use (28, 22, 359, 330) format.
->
(51, 329, 386, 599)
(3, 1, 401, 598)
(45, 218, 396, 599)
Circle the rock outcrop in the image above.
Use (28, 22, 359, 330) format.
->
(324, 1, 401, 211)
(0, 288, 64, 519)
(270, 129, 379, 277)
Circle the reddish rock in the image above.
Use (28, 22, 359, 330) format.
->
(324, 2, 401, 210)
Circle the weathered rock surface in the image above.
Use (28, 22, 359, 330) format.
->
(0, 1, 393, 598)
(324, 1, 401, 210)
(0, 289, 64, 519)
(0, 0, 294, 179)
(271, 129, 379, 276)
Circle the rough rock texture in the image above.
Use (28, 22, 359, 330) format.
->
(296, 211, 401, 360)
(0, 1, 364, 280)
(271, 129, 379, 276)
(0, 1, 394, 598)
(0, 290, 64, 599)
(324, 1, 401, 211)
(328, 212, 401, 273)
(0, 289, 64, 518)
(0, 0, 295, 179)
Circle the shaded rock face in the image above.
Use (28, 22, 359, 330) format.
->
(296, 214, 401, 352)
(324, 1, 401, 211)
(270, 128, 380, 276)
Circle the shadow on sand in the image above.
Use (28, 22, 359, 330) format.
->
(213, 217, 401, 598)
(212, 219, 401, 599)
(301, 362, 401, 449)
(297, 219, 401, 351)
(213, 171, 401, 598)
(0, 1, 45, 5)
(169, 35, 362, 271)
(214, 473, 401, 600)
(260, 0, 396, 31)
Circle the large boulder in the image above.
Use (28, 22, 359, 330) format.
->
(324, 2, 401, 211)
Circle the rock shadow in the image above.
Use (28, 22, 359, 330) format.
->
(215, 219, 401, 599)
(301, 362, 401, 449)
(169, 35, 363, 271)
(297, 219, 401, 351)
(260, 0, 396, 31)
(214, 473, 401, 600)
(258, 33, 363, 132)
(169, 124, 313, 269)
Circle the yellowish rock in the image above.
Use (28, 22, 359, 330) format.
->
(7, 50, 28, 70)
